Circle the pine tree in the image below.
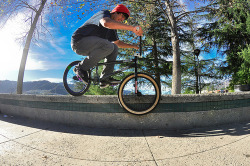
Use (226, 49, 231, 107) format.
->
(198, 0, 250, 88)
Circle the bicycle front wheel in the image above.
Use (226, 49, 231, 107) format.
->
(118, 73, 161, 115)
(63, 61, 91, 96)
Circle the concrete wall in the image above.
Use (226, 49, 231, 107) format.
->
(0, 92, 250, 129)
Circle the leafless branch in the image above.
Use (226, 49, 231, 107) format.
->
(20, 0, 38, 12)
(156, 0, 171, 22)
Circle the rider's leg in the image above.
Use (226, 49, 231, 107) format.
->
(73, 36, 116, 71)
(99, 43, 121, 86)
(100, 43, 118, 79)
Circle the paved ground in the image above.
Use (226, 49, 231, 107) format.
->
(0, 113, 249, 166)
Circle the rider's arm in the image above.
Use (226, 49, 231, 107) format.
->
(100, 17, 143, 36)
(113, 40, 139, 49)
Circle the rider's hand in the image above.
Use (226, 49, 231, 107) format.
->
(133, 26, 143, 36)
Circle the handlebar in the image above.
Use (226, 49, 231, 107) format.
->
(133, 36, 142, 58)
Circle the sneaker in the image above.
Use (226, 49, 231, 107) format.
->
(73, 66, 88, 84)
(100, 78, 121, 89)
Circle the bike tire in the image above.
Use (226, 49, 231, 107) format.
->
(118, 73, 161, 115)
(63, 61, 91, 96)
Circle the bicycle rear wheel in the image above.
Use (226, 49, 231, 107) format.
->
(63, 61, 91, 96)
(118, 73, 161, 115)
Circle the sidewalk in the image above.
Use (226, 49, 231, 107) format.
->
(0, 113, 249, 166)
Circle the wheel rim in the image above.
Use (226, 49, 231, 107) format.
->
(64, 62, 89, 95)
(119, 74, 160, 114)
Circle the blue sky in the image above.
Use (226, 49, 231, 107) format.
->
(0, 0, 217, 83)
(0, 2, 97, 83)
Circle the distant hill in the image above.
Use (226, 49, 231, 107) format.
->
(0, 80, 68, 95)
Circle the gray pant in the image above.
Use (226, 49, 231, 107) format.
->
(72, 36, 118, 78)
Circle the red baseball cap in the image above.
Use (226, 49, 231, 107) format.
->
(111, 4, 130, 19)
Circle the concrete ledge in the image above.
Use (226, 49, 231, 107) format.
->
(0, 92, 250, 129)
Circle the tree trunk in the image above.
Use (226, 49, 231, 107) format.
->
(17, 0, 47, 94)
(165, 0, 181, 94)
(152, 36, 161, 90)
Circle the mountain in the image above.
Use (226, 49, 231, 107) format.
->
(0, 80, 68, 95)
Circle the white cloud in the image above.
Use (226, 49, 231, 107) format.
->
(34, 77, 63, 83)
(26, 57, 48, 71)
(49, 40, 66, 55)
(0, 13, 27, 80)
(0, 11, 56, 80)
(0, 3, 71, 82)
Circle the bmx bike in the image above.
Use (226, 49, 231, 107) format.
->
(63, 36, 161, 115)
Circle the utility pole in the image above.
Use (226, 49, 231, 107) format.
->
(194, 49, 200, 94)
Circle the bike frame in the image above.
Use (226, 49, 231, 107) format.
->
(90, 36, 142, 88)
(90, 59, 135, 84)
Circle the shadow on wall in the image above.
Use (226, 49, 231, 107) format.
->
(0, 113, 249, 138)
